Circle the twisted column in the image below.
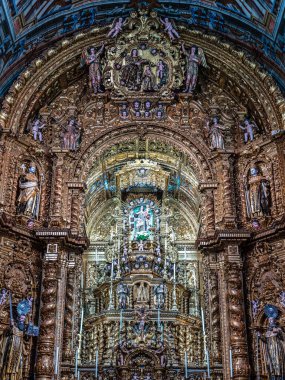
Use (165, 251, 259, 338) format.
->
(218, 245, 249, 380)
(62, 260, 76, 363)
(50, 152, 65, 227)
(36, 252, 58, 380)
(208, 267, 222, 365)
(199, 187, 215, 237)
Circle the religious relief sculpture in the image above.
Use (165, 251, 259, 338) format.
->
(205, 116, 226, 150)
(244, 166, 272, 219)
(181, 43, 208, 93)
(120, 48, 147, 91)
(130, 202, 155, 241)
(259, 305, 285, 379)
(81, 44, 105, 94)
(61, 117, 81, 151)
(239, 116, 259, 143)
(134, 282, 149, 303)
(16, 162, 41, 219)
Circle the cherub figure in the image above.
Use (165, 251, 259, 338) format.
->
(107, 17, 127, 38)
(239, 117, 259, 143)
(160, 17, 180, 40)
(27, 118, 46, 142)
(181, 43, 208, 93)
(138, 240, 144, 252)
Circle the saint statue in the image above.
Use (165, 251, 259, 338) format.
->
(0, 326, 24, 380)
(117, 283, 129, 309)
(154, 283, 167, 309)
(142, 64, 155, 91)
(61, 118, 81, 151)
(81, 44, 105, 94)
(259, 305, 285, 379)
(245, 167, 272, 218)
(206, 116, 226, 150)
(156, 59, 168, 87)
(16, 162, 40, 219)
(181, 43, 208, 93)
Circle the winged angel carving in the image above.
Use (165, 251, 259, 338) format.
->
(181, 43, 208, 93)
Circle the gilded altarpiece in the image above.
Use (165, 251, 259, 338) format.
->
(0, 8, 284, 380)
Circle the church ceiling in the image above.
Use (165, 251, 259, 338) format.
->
(0, 0, 285, 99)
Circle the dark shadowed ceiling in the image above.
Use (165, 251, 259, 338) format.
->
(0, 0, 285, 97)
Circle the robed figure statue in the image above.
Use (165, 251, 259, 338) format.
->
(259, 305, 285, 380)
(16, 162, 40, 219)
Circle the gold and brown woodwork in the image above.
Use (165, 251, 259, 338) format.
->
(0, 10, 285, 380)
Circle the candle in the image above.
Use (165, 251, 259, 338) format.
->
(9, 292, 13, 326)
(184, 351, 188, 379)
(95, 349, 99, 378)
(157, 306, 160, 329)
(55, 346, 59, 374)
(120, 309, 123, 331)
(201, 308, 206, 336)
(229, 347, 233, 378)
(79, 307, 84, 336)
(111, 260, 114, 280)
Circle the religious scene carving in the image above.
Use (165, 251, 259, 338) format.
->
(0, 4, 284, 380)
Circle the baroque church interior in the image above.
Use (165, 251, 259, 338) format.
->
(0, 0, 285, 379)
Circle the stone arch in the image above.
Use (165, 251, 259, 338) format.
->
(0, 22, 284, 137)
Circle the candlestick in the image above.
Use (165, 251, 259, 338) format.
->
(75, 348, 78, 378)
(108, 258, 114, 309)
(95, 348, 99, 378)
(184, 351, 188, 379)
(206, 349, 210, 378)
(55, 346, 59, 375)
(229, 347, 233, 378)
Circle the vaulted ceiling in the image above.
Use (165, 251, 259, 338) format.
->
(0, 0, 285, 99)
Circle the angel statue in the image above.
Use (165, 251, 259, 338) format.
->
(181, 43, 208, 93)
(160, 17, 180, 40)
(107, 17, 127, 38)
(27, 117, 46, 142)
(206, 116, 226, 150)
(16, 162, 41, 219)
(81, 44, 105, 94)
(239, 116, 259, 143)
(258, 305, 285, 379)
